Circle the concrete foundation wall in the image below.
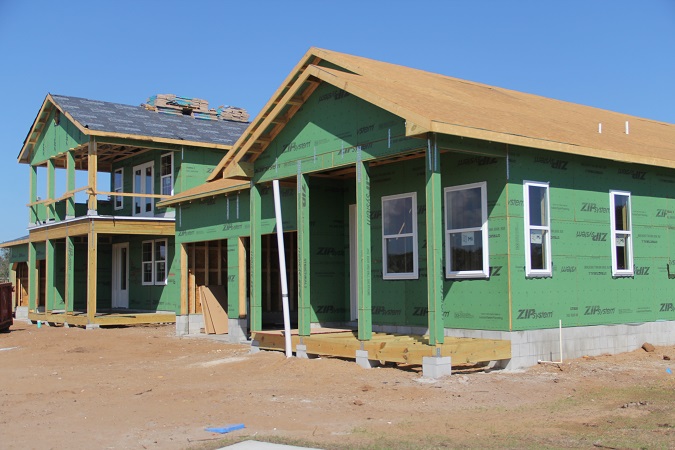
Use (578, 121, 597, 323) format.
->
(175, 314, 204, 336)
(364, 320, 675, 370)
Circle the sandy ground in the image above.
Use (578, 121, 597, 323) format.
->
(0, 321, 673, 450)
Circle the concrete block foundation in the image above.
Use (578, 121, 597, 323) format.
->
(355, 350, 380, 369)
(422, 356, 452, 378)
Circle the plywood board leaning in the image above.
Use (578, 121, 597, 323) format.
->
(200, 287, 215, 334)
(202, 285, 229, 334)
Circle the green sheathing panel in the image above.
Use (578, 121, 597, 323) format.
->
(108, 235, 180, 312)
(507, 147, 675, 330)
(356, 161, 372, 340)
(111, 150, 181, 217)
(96, 240, 113, 310)
(253, 82, 420, 183)
(72, 242, 88, 310)
(177, 148, 225, 192)
(440, 152, 510, 331)
(30, 112, 86, 166)
(110, 146, 223, 217)
(8, 244, 29, 263)
(307, 178, 349, 325)
(177, 191, 251, 243)
(226, 239, 241, 318)
(175, 185, 297, 246)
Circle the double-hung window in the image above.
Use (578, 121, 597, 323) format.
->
(609, 190, 633, 276)
(444, 182, 489, 278)
(113, 168, 123, 210)
(160, 153, 174, 196)
(524, 181, 552, 277)
(382, 192, 418, 279)
(142, 239, 168, 286)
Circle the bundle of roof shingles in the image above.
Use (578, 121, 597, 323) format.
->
(142, 94, 249, 123)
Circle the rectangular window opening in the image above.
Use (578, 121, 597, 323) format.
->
(445, 182, 489, 278)
(524, 181, 552, 277)
(142, 239, 168, 286)
(160, 153, 173, 197)
(610, 190, 633, 276)
(382, 192, 418, 279)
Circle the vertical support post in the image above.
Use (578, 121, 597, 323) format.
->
(425, 134, 444, 345)
(249, 183, 262, 332)
(28, 242, 38, 311)
(66, 150, 75, 218)
(65, 235, 74, 313)
(238, 236, 247, 318)
(45, 238, 55, 313)
(47, 160, 55, 221)
(29, 165, 38, 225)
(226, 239, 238, 318)
(180, 243, 188, 316)
(297, 173, 311, 336)
(87, 137, 98, 214)
(87, 224, 98, 324)
(356, 160, 372, 341)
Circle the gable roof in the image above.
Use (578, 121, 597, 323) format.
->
(19, 94, 250, 164)
(207, 47, 675, 181)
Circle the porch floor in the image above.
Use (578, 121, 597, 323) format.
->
(28, 310, 176, 327)
(252, 328, 511, 366)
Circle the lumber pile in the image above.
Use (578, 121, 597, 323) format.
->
(142, 94, 249, 123)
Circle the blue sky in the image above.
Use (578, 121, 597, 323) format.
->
(0, 0, 674, 243)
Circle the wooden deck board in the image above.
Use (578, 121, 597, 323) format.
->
(252, 329, 511, 366)
(28, 311, 176, 326)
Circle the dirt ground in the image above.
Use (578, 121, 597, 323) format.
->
(1, 321, 673, 450)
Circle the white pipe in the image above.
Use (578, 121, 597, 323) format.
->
(538, 320, 563, 364)
(272, 180, 292, 358)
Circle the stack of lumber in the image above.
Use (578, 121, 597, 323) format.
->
(216, 106, 250, 122)
(142, 94, 249, 123)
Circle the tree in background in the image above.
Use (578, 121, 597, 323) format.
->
(0, 248, 9, 282)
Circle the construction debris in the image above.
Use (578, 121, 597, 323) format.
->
(142, 94, 249, 123)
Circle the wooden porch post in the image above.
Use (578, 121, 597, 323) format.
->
(66, 150, 75, 218)
(356, 160, 372, 341)
(180, 243, 187, 316)
(297, 173, 311, 336)
(425, 134, 445, 345)
(87, 137, 98, 215)
(28, 242, 38, 311)
(249, 183, 262, 332)
(65, 235, 74, 313)
(86, 224, 98, 324)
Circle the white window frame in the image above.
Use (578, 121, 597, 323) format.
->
(444, 182, 489, 279)
(382, 192, 418, 280)
(141, 239, 168, 286)
(524, 180, 552, 277)
(113, 168, 123, 210)
(609, 190, 633, 277)
(160, 152, 174, 197)
(133, 161, 154, 217)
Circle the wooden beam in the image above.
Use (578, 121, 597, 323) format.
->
(86, 225, 97, 324)
(249, 184, 262, 331)
(87, 137, 98, 212)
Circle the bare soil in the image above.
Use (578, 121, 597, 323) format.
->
(1, 321, 674, 449)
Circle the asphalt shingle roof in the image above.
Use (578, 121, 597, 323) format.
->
(51, 94, 249, 146)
